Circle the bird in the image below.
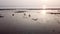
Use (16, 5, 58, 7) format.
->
(12, 14, 14, 16)
(29, 14, 31, 17)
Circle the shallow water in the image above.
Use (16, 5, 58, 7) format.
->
(0, 10, 60, 34)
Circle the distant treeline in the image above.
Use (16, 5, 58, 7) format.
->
(0, 9, 16, 10)
(27, 8, 60, 10)
(0, 8, 60, 10)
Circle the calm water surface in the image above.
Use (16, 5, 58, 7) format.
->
(0, 10, 60, 34)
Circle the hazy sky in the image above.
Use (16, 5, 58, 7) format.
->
(0, 0, 60, 8)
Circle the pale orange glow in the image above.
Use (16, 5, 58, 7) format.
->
(41, 0, 48, 3)
(41, 0, 48, 15)
(42, 5, 47, 9)
(41, 0, 48, 9)
(41, 5, 47, 15)
(41, 10, 47, 15)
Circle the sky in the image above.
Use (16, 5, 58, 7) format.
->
(0, 0, 60, 8)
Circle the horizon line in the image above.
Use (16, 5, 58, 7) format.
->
(0, 8, 60, 10)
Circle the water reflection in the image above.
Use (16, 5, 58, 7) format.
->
(57, 10, 60, 12)
(47, 10, 60, 14)
(15, 10, 26, 13)
(1, 10, 60, 34)
(49, 13, 60, 14)
(32, 18, 38, 21)
(52, 30, 55, 32)
(57, 20, 60, 24)
(0, 14, 4, 18)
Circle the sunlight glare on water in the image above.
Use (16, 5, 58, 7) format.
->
(41, 10, 47, 15)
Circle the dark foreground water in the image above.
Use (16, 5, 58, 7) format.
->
(0, 10, 60, 34)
